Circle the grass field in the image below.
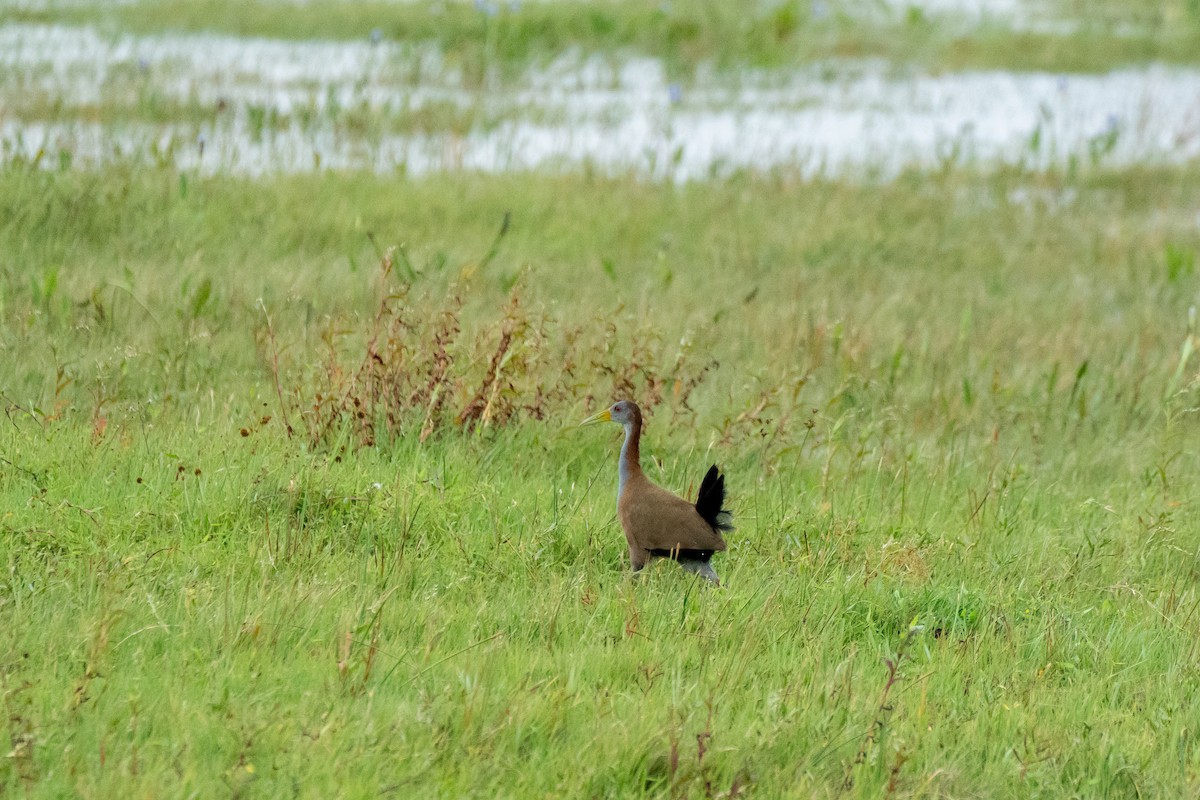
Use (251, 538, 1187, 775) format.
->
(5, 2, 1200, 798)
(5, 0, 1200, 75)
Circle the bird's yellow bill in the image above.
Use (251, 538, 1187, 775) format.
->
(580, 409, 612, 426)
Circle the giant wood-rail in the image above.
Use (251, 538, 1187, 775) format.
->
(581, 400, 733, 583)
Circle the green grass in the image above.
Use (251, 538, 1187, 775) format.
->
(6, 0, 1200, 75)
(6, 6, 1200, 795)
(3, 159, 1200, 796)
(1057, 0, 1200, 26)
(0, 91, 497, 137)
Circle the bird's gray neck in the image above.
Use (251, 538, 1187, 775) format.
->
(618, 419, 641, 497)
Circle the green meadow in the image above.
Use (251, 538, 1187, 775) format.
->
(4, 2, 1200, 798)
(5, 0, 1200, 75)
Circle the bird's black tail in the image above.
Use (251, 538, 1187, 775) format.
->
(695, 465, 734, 532)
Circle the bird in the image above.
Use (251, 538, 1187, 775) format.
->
(581, 399, 733, 584)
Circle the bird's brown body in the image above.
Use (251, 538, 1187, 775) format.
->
(618, 471, 727, 570)
(582, 400, 732, 583)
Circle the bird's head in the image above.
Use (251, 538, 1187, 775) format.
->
(580, 399, 641, 427)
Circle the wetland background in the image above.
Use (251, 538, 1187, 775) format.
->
(3, 1, 1200, 796)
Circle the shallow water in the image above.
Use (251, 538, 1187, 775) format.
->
(1, 21, 1198, 178)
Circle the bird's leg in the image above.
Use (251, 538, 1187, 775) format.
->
(678, 558, 720, 585)
(629, 546, 649, 573)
